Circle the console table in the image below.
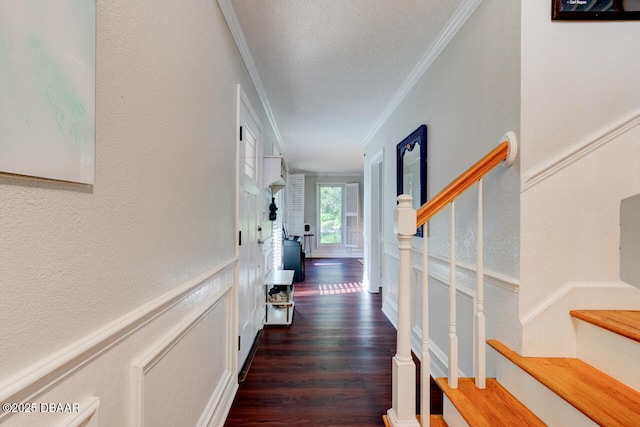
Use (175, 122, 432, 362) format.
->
(264, 270, 295, 326)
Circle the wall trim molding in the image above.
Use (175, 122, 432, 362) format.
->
(425, 267, 475, 300)
(409, 329, 458, 380)
(521, 280, 640, 326)
(0, 257, 237, 419)
(520, 280, 640, 357)
(362, 0, 483, 147)
(66, 396, 100, 427)
(523, 110, 640, 192)
(428, 252, 520, 294)
(197, 370, 236, 427)
(382, 293, 399, 330)
(132, 286, 233, 427)
(382, 239, 519, 294)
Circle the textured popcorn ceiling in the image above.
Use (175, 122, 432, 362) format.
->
(230, 0, 465, 174)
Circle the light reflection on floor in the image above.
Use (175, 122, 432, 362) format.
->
(318, 282, 364, 295)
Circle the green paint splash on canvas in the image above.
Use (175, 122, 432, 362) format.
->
(28, 37, 90, 149)
(0, 31, 14, 78)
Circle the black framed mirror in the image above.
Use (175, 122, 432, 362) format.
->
(396, 124, 427, 237)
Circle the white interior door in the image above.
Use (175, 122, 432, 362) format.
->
(237, 87, 263, 372)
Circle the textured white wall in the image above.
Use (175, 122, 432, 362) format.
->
(0, 0, 273, 424)
(369, 0, 521, 276)
(519, 1, 640, 321)
(365, 0, 521, 365)
(520, 3, 640, 178)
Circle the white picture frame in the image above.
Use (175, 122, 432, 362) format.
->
(0, 0, 96, 184)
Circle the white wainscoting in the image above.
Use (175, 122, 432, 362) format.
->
(381, 241, 399, 324)
(0, 258, 237, 427)
(132, 286, 234, 427)
(381, 239, 519, 379)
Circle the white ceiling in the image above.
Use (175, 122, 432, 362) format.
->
(223, 0, 469, 175)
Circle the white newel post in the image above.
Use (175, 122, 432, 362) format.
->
(387, 195, 420, 427)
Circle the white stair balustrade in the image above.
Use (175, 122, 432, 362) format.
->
(386, 135, 517, 425)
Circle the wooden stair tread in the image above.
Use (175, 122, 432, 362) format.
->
(488, 339, 640, 426)
(570, 309, 640, 342)
(382, 414, 447, 426)
(436, 377, 544, 427)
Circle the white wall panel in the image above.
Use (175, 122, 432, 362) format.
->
(0, 261, 236, 427)
(133, 292, 231, 427)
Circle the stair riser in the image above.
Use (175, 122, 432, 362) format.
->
(575, 319, 640, 390)
(442, 397, 469, 427)
(495, 352, 599, 427)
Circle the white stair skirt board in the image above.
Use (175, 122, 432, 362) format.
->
(493, 350, 598, 427)
(574, 318, 640, 391)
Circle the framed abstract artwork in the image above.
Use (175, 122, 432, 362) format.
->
(0, 1, 95, 184)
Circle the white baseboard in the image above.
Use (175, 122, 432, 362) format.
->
(198, 371, 238, 427)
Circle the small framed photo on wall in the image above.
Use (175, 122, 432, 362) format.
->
(552, 0, 640, 20)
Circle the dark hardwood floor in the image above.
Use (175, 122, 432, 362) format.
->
(224, 258, 442, 427)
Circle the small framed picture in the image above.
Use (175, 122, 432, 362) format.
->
(552, 0, 640, 20)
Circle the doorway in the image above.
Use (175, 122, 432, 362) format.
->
(367, 149, 384, 294)
(236, 85, 263, 372)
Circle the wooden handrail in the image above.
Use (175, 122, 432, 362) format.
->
(416, 140, 509, 227)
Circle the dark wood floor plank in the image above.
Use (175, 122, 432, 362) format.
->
(225, 258, 442, 427)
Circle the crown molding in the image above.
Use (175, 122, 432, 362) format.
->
(362, 0, 483, 147)
(217, 0, 284, 153)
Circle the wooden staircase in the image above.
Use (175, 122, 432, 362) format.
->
(384, 311, 640, 426)
(386, 142, 640, 426)
(423, 310, 640, 426)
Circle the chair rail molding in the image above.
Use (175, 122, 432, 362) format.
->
(131, 286, 234, 427)
(0, 257, 237, 421)
(523, 110, 640, 192)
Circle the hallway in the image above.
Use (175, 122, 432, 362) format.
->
(224, 258, 441, 426)
(224, 259, 390, 426)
